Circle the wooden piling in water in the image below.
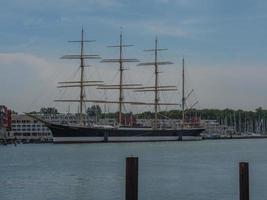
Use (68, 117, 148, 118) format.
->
(126, 157, 138, 200)
(239, 162, 249, 200)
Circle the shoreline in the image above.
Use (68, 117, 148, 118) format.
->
(2, 135, 267, 145)
(202, 135, 267, 140)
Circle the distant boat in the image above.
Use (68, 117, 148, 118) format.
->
(28, 29, 205, 143)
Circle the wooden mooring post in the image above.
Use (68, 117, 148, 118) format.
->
(126, 157, 138, 200)
(239, 162, 249, 200)
(124, 159, 250, 200)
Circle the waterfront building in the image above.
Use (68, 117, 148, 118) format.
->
(0, 126, 6, 140)
(10, 113, 81, 142)
(11, 114, 52, 142)
(202, 119, 235, 137)
(0, 105, 10, 141)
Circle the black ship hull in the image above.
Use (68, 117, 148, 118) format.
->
(46, 123, 205, 143)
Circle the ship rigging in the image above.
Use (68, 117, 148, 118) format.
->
(27, 29, 205, 143)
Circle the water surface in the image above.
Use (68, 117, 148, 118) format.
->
(1, 139, 267, 200)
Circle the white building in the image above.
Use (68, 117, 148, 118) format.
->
(10, 113, 81, 142)
(202, 119, 235, 137)
(11, 114, 52, 141)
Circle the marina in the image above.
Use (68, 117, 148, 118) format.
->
(1, 1, 267, 199)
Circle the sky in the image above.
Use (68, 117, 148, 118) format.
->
(1, 0, 267, 113)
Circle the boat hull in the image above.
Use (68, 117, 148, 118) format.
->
(47, 124, 205, 143)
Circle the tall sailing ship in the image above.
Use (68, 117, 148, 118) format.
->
(28, 29, 205, 143)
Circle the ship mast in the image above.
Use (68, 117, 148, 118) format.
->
(137, 37, 176, 130)
(119, 33, 123, 125)
(100, 32, 139, 126)
(55, 29, 102, 125)
(182, 57, 185, 128)
(79, 29, 85, 125)
(180, 57, 199, 128)
(154, 38, 159, 128)
(55, 33, 179, 128)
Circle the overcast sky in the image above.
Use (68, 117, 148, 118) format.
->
(1, 0, 267, 113)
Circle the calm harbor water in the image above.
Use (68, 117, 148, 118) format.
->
(1, 139, 267, 200)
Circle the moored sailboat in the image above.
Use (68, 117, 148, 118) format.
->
(28, 29, 205, 143)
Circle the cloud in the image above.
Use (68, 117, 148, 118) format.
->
(0, 53, 70, 112)
(4, 0, 122, 8)
(0, 53, 61, 79)
(1, 0, 267, 112)
(186, 63, 267, 110)
(1, 52, 267, 113)
(143, 22, 189, 37)
(155, 0, 201, 7)
(87, 17, 192, 38)
(87, 0, 122, 7)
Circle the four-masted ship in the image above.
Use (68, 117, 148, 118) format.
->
(28, 29, 205, 143)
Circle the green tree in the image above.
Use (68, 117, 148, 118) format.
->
(40, 107, 58, 114)
(87, 105, 102, 122)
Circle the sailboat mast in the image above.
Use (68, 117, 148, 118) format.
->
(154, 37, 159, 129)
(182, 57, 185, 128)
(118, 32, 123, 126)
(79, 29, 85, 125)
